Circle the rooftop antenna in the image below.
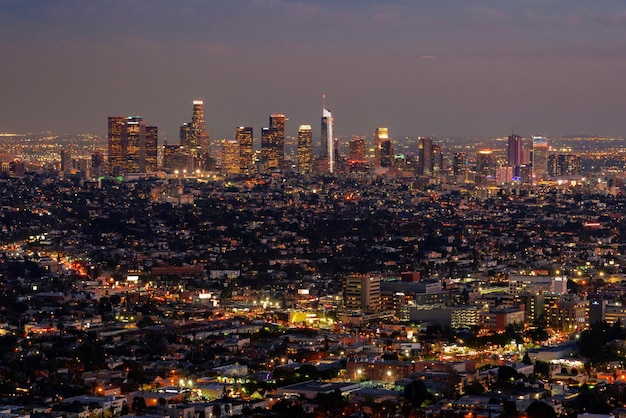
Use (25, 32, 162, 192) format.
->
(322, 93, 326, 110)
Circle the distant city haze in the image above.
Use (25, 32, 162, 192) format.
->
(1, 1, 626, 139)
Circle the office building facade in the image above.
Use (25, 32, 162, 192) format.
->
(145, 126, 158, 172)
(532, 135, 548, 183)
(349, 136, 366, 162)
(236, 126, 254, 174)
(297, 125, 313, 175)
(343, 274, 381, 312)
(321, 108, 334, 173)
(107, 116, 155, 175)
(507, 134, 523, 180)
(221, 140, 241, 175)
(417, 136, 433, 176)
(374, 128, 390, 168)
(260, 114, 285, 171)
(180, 100, 210, 150)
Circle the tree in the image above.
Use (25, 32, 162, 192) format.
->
(136, 316, 155, 328)
(131, 396, 146, 415)
(496, 365, 520, 384)
(534, 360, 550, 378)
(212, 403, 222, 418)
(316, 389, 346, 416)
(404, 379, 430, 407)
(465, 381, 485, 395)
(500, 400, 522, 418)
(297, 364, 319, 380)
(526, 400, 557, 418)
(109, 294, 122, 306)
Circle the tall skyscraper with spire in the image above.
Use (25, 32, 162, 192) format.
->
(321, 95, 334, 173)
(178, 100, 212, 171)
(180, 100, 210, 150)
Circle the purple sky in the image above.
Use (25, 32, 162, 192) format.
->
(1, 0, 626, 140)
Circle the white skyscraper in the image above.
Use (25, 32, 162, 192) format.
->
(322, 108, 334, 173)
(320, 95, 335, 174)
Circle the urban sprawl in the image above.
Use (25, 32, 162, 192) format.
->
(1, 102, 626, 418)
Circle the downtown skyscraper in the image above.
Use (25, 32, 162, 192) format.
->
(532, 135, 548, 184)
(221, 139, 241, 175)
(145, 126, 158, 172)
(298, 124, 313, 175)
(260, 114, 285, 171)
(374, 128, 390, 168)
(417, 136, 433, 176)
(507, 134, 523, 180)
(348, 136, 366, 162)
(178, 100, 213, 171)
(180, 100, 210, 150)
(321, 105, 334, 173)
(107, 116, 157, 175)
(236, 126, 254, 174)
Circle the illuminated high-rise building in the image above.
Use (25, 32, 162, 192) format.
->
(532, 135, 548, 183)
(91, 151, 105, 178)
(107, 116, 158, 175)
(180, 100, 210, 150)
(236, 126, 254, 174)
(107, 116, 154, 174)
(380, 138, 393, 167)
(260, 127, 271, 170)
(548, 153, 582, 177)
(107, 116, 125, 175)
(321, 105, 334, 173)
(374, 128, 389, 168)
(221, 140, 241, 175)
(260, 114, 285, 171)
(179, 123, 193, 147)
(124, 116, 146, 173)
(349, 136, 366, 162)
(432, 144, 443, 174)
(507, 134, 523, 180)
(297, 125, 313, 175)
(417, 136, 433, 176)
(453, 152, 467, 176)
(163, 143, 180, 172)
(476, 149, 495, 176)
(271, 114, 285, 169)
(60, 149, 72, 174)
(145, 126, 158, 172)
(343, 274, 381, 312)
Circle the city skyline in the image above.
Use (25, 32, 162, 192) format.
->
(2, 1, 626, 138)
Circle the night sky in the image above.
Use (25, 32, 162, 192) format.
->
(2, 0, 626, 140)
